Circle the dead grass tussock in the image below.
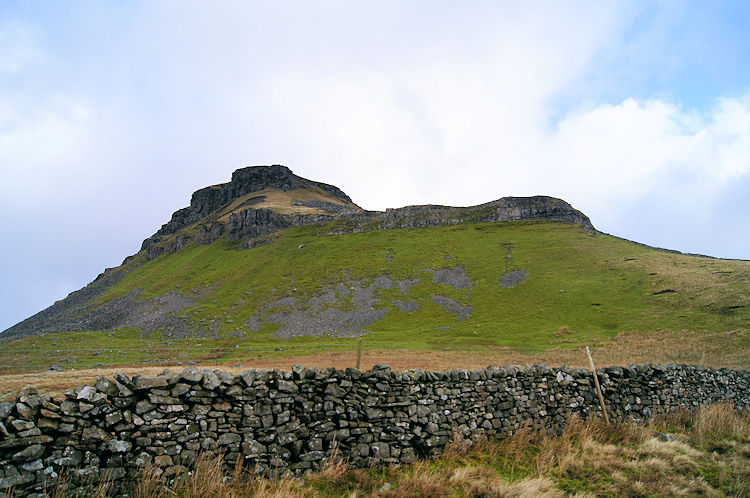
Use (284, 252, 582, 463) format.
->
(494, 403, 748, 496)
(448, 465, 500, 496)
(131, 463, 169, 498)
(125, 454, 308, 498)
(250, 480, 304, 498)
(440, 430, 477, 460)
(447, 466, 565, 498)
(692, 401, 747, 444)
(176, 452, 235, 497)
(655, 401, 749, 448)
(533, 415, 645, 477)
(47, 467, 116, 498)
(641, 437, 704, 459)
(671, 453, 702, 473)
(492, 477, 565, 498)
(496, 425, 537, 467)
(629, 456, 670, 473)
(448, 464, 496, 483)
(579, 439, 619, 460)
(306, 441, 360, 494)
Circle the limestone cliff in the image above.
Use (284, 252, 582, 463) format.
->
(141, 165, 593, 259)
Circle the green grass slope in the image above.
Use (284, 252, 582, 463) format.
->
(94, 219, 750, 345)
(4, 218, 750, 371)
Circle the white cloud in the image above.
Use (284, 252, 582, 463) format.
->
(531, 95, 750, 258)
(250, 55, 750, 259)
(0, 21, 97, 211)
(253, 70, 750, 217)
(0, 98, 93, 205)
(242, 2, 631, 210)
(0, 22, 41, 75)
(2, 1, 750, 332)
(541, 96, 750, 211)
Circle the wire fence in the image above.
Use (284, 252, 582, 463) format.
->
(1, 340, 743, 377)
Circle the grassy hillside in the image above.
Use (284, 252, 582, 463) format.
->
(2, 217, 748, 376)
(6, 218, 747, 360)
(109, 219, 749, 340)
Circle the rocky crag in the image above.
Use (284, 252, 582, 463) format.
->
(1, 165, 593, 341)
(140, 165, 363, 259)
(141, 165, 593, 259)
(1, 363, 748, 495)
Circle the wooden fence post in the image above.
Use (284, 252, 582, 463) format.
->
(586, 346, 610, 425)
(355, 338, 362, 369)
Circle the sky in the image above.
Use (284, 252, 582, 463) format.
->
(1, 1, 749, 332)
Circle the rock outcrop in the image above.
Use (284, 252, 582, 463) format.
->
(372, 196, 593, 231)
(140, 165, 593, 259)
(148, 165, 356, 240)
(140, 165, 362, 259)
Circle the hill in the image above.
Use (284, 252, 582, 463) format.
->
(2, 165, 749, 360)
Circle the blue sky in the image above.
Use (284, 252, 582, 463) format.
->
(1, 1, 750, 333)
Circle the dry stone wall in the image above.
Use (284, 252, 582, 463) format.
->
(1, 363, 749, 496)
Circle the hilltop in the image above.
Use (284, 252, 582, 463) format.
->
(140, 165, 363, 258)
(2, 165, 748, 359)
(138, 165, 593, 259)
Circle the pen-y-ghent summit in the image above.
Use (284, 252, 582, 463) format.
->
(3, 164, 748, 353)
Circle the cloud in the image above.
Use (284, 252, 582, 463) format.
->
(2, 1, 750, 333)
(251, 63, 750, 258)
(534, 95, 750, 258)
(241, 2, 630, 209)
(540, 95, 750, 205)
(0, 20, 96, 212)
(0, 21, 41, 75)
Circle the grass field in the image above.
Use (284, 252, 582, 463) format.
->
(2, 328, 748, 399)
(3, 220, 749, 365)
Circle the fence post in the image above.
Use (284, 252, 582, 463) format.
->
(586, 346, 610, 425)
(355, 339, 362, 369)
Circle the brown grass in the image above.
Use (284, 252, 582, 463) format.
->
(654, 401, 749, 450)
(505, 402, 750, 496)
(2, 328, 748, 399)
(48, 467, 115, 498)
(215, 186, 355, 221)
(130, 463, 168, 498)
